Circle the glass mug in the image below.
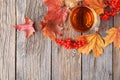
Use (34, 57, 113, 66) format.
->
(70, 6, 100, 32)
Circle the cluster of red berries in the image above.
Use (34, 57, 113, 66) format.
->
(101, 0, 120, 20)
(55, 37, 87, 49)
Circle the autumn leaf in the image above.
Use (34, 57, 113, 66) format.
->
(40, 20, 63, 40)
(43, 0, 69, 24)
(76, 33, 104, 58)
(44, 7, 69, 25)
(43, 0, 64, 11)
(41, 0, 69, 39)
(84, 0, 106, 15)
(104, 27, 120, 49)
(13, 17, 35, 38)
(65, 0, 79, 8)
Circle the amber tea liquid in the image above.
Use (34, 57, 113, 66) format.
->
(70, 6, 94, 32)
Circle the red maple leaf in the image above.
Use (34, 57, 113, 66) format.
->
(41, 0, 69, 39)
(43, 0, 64, 11)
(13, 17, 35, 38)
(45, 7, 69, 25)
(43, 0, 69, 24)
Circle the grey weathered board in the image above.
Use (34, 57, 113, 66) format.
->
(0, 0, 120, 80)
(0, 0, 16, 80)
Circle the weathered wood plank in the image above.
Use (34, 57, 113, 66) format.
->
(113, 14, 120, 80)
(82, 19, 113, 80)
(52, 22, 82, 80)
(0, 0, 16, 80)
(16, 0, 51, 80)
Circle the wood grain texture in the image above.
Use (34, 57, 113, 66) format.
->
(52, 47, 81, 80)
(16, 0, 51, 80)
(113, 14, 120, 80)
(0, 0, 16, 80)
(82, 19, 113, 80)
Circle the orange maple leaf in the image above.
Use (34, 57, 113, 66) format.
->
(104, 27, 120, 49)
(84, 0, 106, 15)
(13, 17, 35, 38)
(76, 33, 104, 58)
(40, 20, 63, 40)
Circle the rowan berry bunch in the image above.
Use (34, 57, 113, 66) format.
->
(101, 0, 120, 20)
(55, 37, 87, 49)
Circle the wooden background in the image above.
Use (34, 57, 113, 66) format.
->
(0, 0, 120, 80)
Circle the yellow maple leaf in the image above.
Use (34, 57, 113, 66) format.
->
(104, 27, 120, 49)
(84, 0, 106, 15)
(76, 33, 104, 58)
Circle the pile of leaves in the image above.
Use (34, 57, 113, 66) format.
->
(13, 0, 120, 58)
